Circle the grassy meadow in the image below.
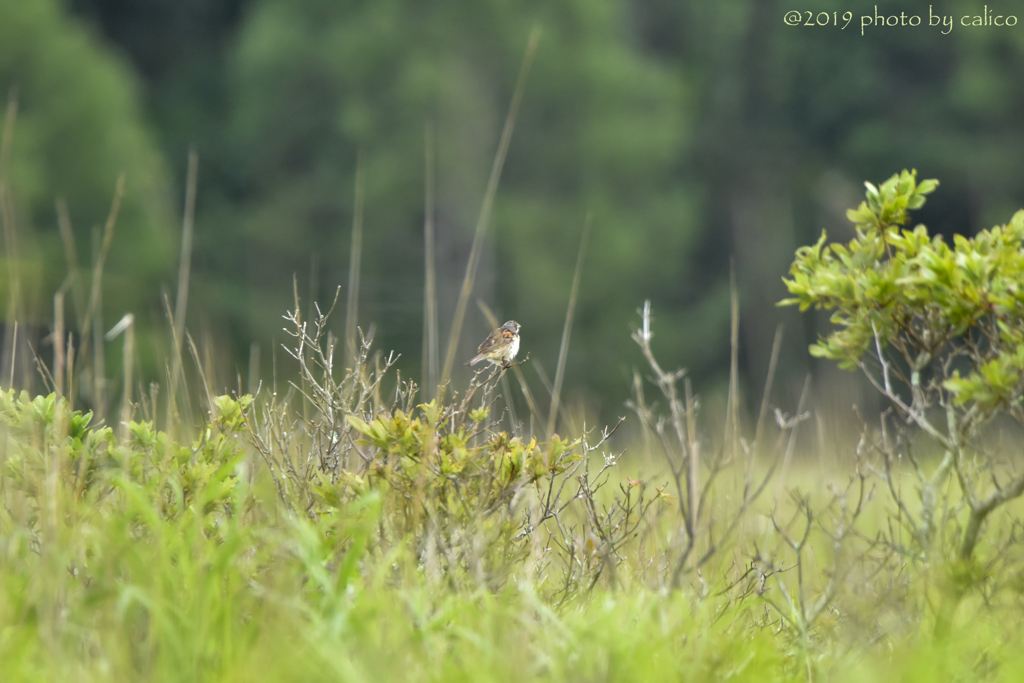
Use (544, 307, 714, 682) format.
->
(4, 281, 1024, 681)
(4, 64, 1024, 681)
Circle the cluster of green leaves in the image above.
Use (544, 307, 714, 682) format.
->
(781, 170, 1024, 417)
(341, 401, 580, 566)
(780, 171, 1024, 594)
(1, 390, 251, 524)
(1, 391, 115, 500)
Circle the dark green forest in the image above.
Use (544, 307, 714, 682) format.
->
(2, 0, 1023, 423)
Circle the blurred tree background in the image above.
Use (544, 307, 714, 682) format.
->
(2, 0, 1023, 424)
(0, 0, 176, 377)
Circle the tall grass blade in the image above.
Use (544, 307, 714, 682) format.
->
(754, 324, 784, 448)
(533, 359, 553, 396)
(82, 175, 125, 415)
(56, 198, 85, 323)
(438, 27, 541, 399)
(546, 215, 590, 437)
(202, 328, 217, 401)
(56, 198, 83, 403)
(512, 358, 542, 432)
(1, 94, 22, 389)
(66, 337, 75, 411)
(123, 321, 134, 432)
(531, 361, 558, 431)
(0, 91, 15, 169)
(186, 331, 213, 412)
(248, 342, 261, 396)
(345, 152, 365, 370)
(307, 251, 320, 324)
(162, 292, 193, 431)
(6, 320, 15, 390)
(31, 337, 58, 394)
(167, 151, 198, 430)
(174, 150, 198, 345)
(423, 123, 439, 392)
(631, 370, 653, 457)
(726, 260, 740, 460)
(685, 376, 698, 550)
(54, 291, 65, 397)
(105, 313, 135, 435)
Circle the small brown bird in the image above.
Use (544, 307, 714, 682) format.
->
(466, 320, 521, 368)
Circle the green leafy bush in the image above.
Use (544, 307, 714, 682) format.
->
(781, 169, 1024, 633)
(244, 303, 649, 594)
(781, 169, 1024, 419)
(1, 389, 251, 522)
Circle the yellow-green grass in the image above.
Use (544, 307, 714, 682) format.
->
(3, 380, 1024, 682)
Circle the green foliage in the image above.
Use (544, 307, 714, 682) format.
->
(781, 169, 1024, 420)
(780, 171, 1024, 638)
(1, 390, 115, 498)
(344, 404, 580, 543)
(1, 389, 250, 519)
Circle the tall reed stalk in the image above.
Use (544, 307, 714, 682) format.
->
(1, 95, 21, 390)
(546, 215, 590, 437)
(422, 123, 439, 393)
(438, 27, 541, 399)
(165, 151, 198, 430)
(345, 152, 365, 371)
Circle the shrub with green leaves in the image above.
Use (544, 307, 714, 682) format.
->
(780, 169, 1024, 570)
(341, 403, 584, 582)
(1, 389, 251, 523)
(244, 302, 653, 594)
